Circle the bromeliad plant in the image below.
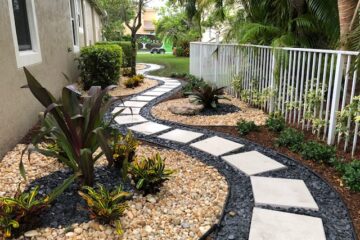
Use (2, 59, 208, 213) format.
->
(20, 68, 123, 186)
(78, 184, 130, 235)
(0, 176, 76, 238)
(129, 153, 174, 195)
(185, 84, 229, 109)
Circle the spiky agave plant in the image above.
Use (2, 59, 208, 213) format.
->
(78, 184, 130, 235)
(185, 84, 229, 109)
(20, 68, 123, 186)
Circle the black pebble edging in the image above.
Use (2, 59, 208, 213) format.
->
(105, 66, 357, 240)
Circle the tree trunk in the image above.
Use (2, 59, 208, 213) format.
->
(130, 33, 137, 76)
(338, 0, 357, 48)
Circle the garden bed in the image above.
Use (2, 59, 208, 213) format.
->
(109, 77, 158, 97)
(0, 143, 227, 239)
(151, 96, 268, 126)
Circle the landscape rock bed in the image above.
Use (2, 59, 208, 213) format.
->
(106, 72, 357, 239)
(151, 97, 268, 126)
(0, 143, 227, 239)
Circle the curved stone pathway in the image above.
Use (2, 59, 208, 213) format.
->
(108, 64, 356, 240)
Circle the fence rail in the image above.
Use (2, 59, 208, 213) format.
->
(190, 42, 360, 156)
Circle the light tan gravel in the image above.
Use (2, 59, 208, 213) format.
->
(109, 77, 158, 97)
(152, 96, 268, 126)
(1, 144, 228, 240)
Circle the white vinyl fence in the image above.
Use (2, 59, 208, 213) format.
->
(190, 42, 360, 156)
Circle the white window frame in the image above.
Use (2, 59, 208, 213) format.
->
(8, 0, 42, 68)
(69, 0, 80, 52)
(77, 0, 84, 34)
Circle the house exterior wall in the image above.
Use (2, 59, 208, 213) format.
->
(0, 0, 103, 158)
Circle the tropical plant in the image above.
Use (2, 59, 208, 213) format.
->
(340, 160, 360, 192)
(185, 84, 229, 109)
(300, 141, 336, 164)
(20, 68, 123, 186)
(0, 176, 76, 238)
(266, 112, 286, 132)
(110, 130, 139, 178)
(129, 153, 174, 194)
(181, 74, 206, 93)
(276, 128, 304, 152)
(78, 184, 130, 235)
(123, 75, 143, 88)
(237, 119, 259, 136)
(78, 44, 123, 90)
(336, 96, 360, 139)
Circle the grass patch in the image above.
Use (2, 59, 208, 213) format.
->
(137, 53, 189, 77)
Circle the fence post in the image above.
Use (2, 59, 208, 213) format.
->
(269, 49, 276, 113)
(327, 53, 344, 145)
(199, 44, 203, 80)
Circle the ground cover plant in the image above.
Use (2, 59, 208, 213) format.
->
(275, 128, 304, 152)
(300, 141, 336, 164)
(266, 112, 286, 132)
(237, 119, 259, 136)
(78, 44, 123, 90)
(123, 75, 145, 88)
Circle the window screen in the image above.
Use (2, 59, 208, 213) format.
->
(12, 0, 32, 51)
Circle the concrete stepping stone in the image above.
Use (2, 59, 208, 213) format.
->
(151, 88, 172, 92)
(158, 129, 203, 144)
(115, 115, 147, 125)
(251, 176, 319, 210)
(249, 208, 326, 240)
(222, 151, 286, 176)
(160, 85, 179, 89)
(142, 91, 166, 96)
(129, 122, 171, 135)
(190, 136, 243, 156)
(121, 101, 148, 108)
(130, 95, 156, 101)
(112, 107, 140, 115)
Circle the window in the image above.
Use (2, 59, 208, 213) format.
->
(8, 0, 42, 67)
(69, 0, 82, 51)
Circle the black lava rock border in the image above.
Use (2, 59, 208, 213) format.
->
(105, 67, 357, 240)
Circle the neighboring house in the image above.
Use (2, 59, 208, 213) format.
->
(0, 0, 104, 158)
(124, 7, 157, 36)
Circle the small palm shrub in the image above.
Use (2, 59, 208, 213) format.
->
(266, 112, 286, 132)
(21, 68, 122, 186)
(181, 75, 206, 93)
(186, 84, 229, 109)
(276, 128, 304, 152)
(123, 75, 144, 88)
(0, 178, 75, 238)
(78, 184, 130, 235)
(78, 44, 123, 90)
(300, 141, 336, 164)
(129, 153, 174, 194)
(338, 160, 360, 192)
(111, 131, 139, 178)
(237, 119, 259, 136)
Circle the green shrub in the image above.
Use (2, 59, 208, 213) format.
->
(123, 75, 143, 88)
(129, 153, 174, 194)
(237, 119, 259, 136)
(181, 75, 206, 93)
(300, 141, 336, 163)
(78, 44, 122, 90)
(78, 184, 130, 235)
(339, 160, 360, 192)
(276, 128, 304, 152)
(185, 84, 229, 109)
(21, 68, 121, 186)
(97, 41, 132, 68)
(266, 112, 286, 132)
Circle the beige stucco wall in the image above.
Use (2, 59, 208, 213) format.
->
(0, 0, 102, 158)
(124, 8, 157, 35)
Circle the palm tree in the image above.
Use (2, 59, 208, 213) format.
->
(337, 0, 358, 48)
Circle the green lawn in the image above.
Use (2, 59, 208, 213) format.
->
(136, 53, 189, 77)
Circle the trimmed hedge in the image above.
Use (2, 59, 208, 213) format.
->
(97, 41, 132, 68)
(78, 44, 122, 90)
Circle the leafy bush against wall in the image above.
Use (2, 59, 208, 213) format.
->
(79, 44, 122, 90)
(97, 41, 132, 68)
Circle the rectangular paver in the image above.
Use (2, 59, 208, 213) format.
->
(130, 95, 156, 101)
(249, 208, 326, 240)
(129, 121, 171, 135)
(121, 101, 148, 108)
(190, 136, 243, 156)
(151, 88, 172, 92)
(251, 176, 319, 210)
(158, 129, 203, 144)
(222, 151, 286, 176)
(115, 115, 147, 125)
(142, 91, 165, 96)
(112, 107, 141, 115)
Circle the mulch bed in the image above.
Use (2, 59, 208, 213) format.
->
(200, 124, 360, 238)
